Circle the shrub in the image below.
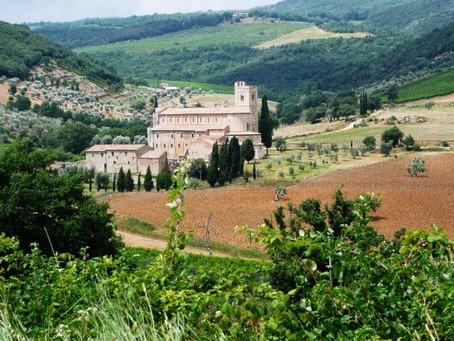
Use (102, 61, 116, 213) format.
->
(363, 136, 376, 151)
(382, 126, 404, 147)
(407, 157, 426, 177)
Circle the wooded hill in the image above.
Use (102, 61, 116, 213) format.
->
(3, 0, 453, 123)
(0, 21, 123, 90)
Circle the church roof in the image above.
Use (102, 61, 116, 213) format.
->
(157, 106, 251, 115)
(86, 144, 150, 153)
(150, 124, 229, 132)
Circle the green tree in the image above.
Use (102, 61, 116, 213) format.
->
(382, 126, 404, 147)
(363, 136, 376, 152)
(117, 167, 126, 192)
(381, 141, 393, 157)
(228, 136, 241, 181)
(57, 122, 97, 154)
(359, 89, 368, 116)
(189, 158, 207, 180)
(95, 172, 109, 192)
(157, 172, 172, 191)
(241, 138, 255, 163)
(407, 157, 426, 177)
(402, 134, 415, 150)
(137, 171, 142, 191)
(259, 94, 273, 155)
(275, 136, 286, 152)
(218, 138, 229, 185)
(112, 173, 116, 192)
(386, 83, 399, 103)
(0, 140, 122, 256)
(144, 166, 153, 191)
(125, 169, 134, 191)
(207, 142, 219, 187)
(14, 95, 32, 111)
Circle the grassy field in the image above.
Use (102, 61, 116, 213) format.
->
(255, 25, 372, 48)
(76, 21, 310, 54)
(397, 69, 454, 103)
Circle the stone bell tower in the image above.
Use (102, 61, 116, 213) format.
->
(234, 81, 258, 116)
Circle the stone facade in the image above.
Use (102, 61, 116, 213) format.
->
(147, 81, 265, 161)
(85, 144, 167, 175)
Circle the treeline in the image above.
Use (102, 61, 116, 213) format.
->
(0, 22, 123, 90)
(32, 12, 234, 48)
(252, 0, 452, 36)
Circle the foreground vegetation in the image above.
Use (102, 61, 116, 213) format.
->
(1, 160, 453, 339)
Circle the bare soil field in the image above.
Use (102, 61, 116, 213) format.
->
(107, 152, 454, 249)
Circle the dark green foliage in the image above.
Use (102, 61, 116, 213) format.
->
(252, 161, 257, 180)
(56, 122, 98, 154)
(0, 140, 122, 256)
(381, 141, 393, 157)
(137, 172, 141, 191)
(218, 139, 229, 185)
(188, 158, 207, 180)
(125, 169, 134, 192)
(326, 188, 356, 237)
(228, 136, 241, 181)
(13, 95, 32, 111)
(359, 89, 367, 116)
(144, 166, 153, 191)
(259, 95, 273, 153)
(402, 134, 415, 150)
(299, 198, 327, 232)
(241, 138, 255, 163)
(0, 22, 123, 89)
(363, 136, 376, 152)
(156, 172, 172, 191)
(206, 143, 219, 187)
(112, 173, 116, 192)
(381, 126, 404, 147)
(95, 172, 110, 192)
(117, 167, 126, 192)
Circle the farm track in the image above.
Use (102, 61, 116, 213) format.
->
(108, 153, 454, 250)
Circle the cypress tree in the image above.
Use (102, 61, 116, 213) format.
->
(207, 142, 219, 187)
(218, 138, 229, 185)
(125, 169, 134, 191)
(259, 94, 272, 155)
(241, 138, 255, 163)
(253, 161, 257, 180)
(144, 166, 153, 192)
(117, 167, 126, 192)
(360, 90, 368, 116)
(112, 173, 116, 192)
(137, 172, 142, 192)
(228, 136, 241, 181)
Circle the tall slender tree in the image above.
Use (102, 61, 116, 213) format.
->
(359, 90, 368, 116)
(117, 167, 126, 192)
(207, 142, 219, 187)
(125, 169, 134, 191)
(137, 172, 142, 191)
(241, 138, 255, 163)
(228, 136, 241, 181)
(259, 94, 273, 155)
(218, 138, 229, 185)
(144, 166, 153, 192)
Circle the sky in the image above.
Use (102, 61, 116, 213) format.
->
(0, 0, 279, 24)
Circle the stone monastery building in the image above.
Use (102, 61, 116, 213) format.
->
(86, 81, 264, 174)
(148, 81, 265, 161)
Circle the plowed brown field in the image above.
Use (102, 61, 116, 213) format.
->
(107, 153, 454, 248)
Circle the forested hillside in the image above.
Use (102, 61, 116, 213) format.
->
(9, 0, 454, 124)
(0, 21, 123, 90)
(31, 12, 233, 48)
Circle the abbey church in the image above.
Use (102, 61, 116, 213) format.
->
(147, 81, 265, 161)
(86, 82, 264, 176)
